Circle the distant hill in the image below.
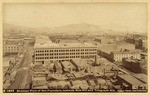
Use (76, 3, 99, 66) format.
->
(3, 23, 103, 35)
(3, 23, 51, 36)
(3, 23, 146, 35)
(51, 23, 102, 34)
(3, 23, 35, 34)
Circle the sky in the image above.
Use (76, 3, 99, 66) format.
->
(3, 3, 148, 32)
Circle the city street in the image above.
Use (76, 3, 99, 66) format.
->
(8, 46, 33, 89)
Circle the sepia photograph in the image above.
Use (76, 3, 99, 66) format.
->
(2, 1, 148, 94)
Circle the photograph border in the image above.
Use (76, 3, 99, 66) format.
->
(0, 0, 150, 95)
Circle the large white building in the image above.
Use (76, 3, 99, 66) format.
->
(3, 43, 24, 54)
(3, 34, 26, 55)
(3, 38, 24, 54)
(34, 36, 97, 62)
(110, 51, 141, 62)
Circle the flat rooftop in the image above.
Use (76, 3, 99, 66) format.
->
(34, 42, 97, 49)
(32, 76, 46, 81)
(54, 61, 62, 69)
(97, 78, 107, 84)
(72, 80, 89, 88)
(112, 50, 140, 54)
(125, 58, 140, 63)
(32, 77, 47, 86)
(72, 59, 92, 67)
(61, 61, 76, 69)
(3, 41, 22, 45)
(34, 36, 97, 49)
(33, 85, 48, 89)
(73, 71, 86, 78)
(118, 74, 146, 85)
(48, 81, 71, 87)
(50, 74, 68, 80)
(132, 74, 147, 83)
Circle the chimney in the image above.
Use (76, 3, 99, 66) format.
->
(120, 48, 122, 52)
(95, 55, 97, 65)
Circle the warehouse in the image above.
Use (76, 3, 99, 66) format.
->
(61, 61, 76, 72)
(34, 36, 97, 62)
(110, 50, 141, 62)
(117, 74, 147, 90)
(71, 59, 92, 71)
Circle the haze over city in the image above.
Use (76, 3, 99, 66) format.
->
(3, 3, 147, 33)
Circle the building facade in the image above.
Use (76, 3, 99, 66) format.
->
(3, 43, 22, 54)
(110, 51, 141, 62)
(135, 39, 148, 52)
(70, 59, 92, 71)
(117, 74, 147, 90)
(3, 35, 25, 55)
(34, 36, 97, 62)
(122, 58, 141, 73)
(61, 61, 76, 72)
(3, 41, 24, 54)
